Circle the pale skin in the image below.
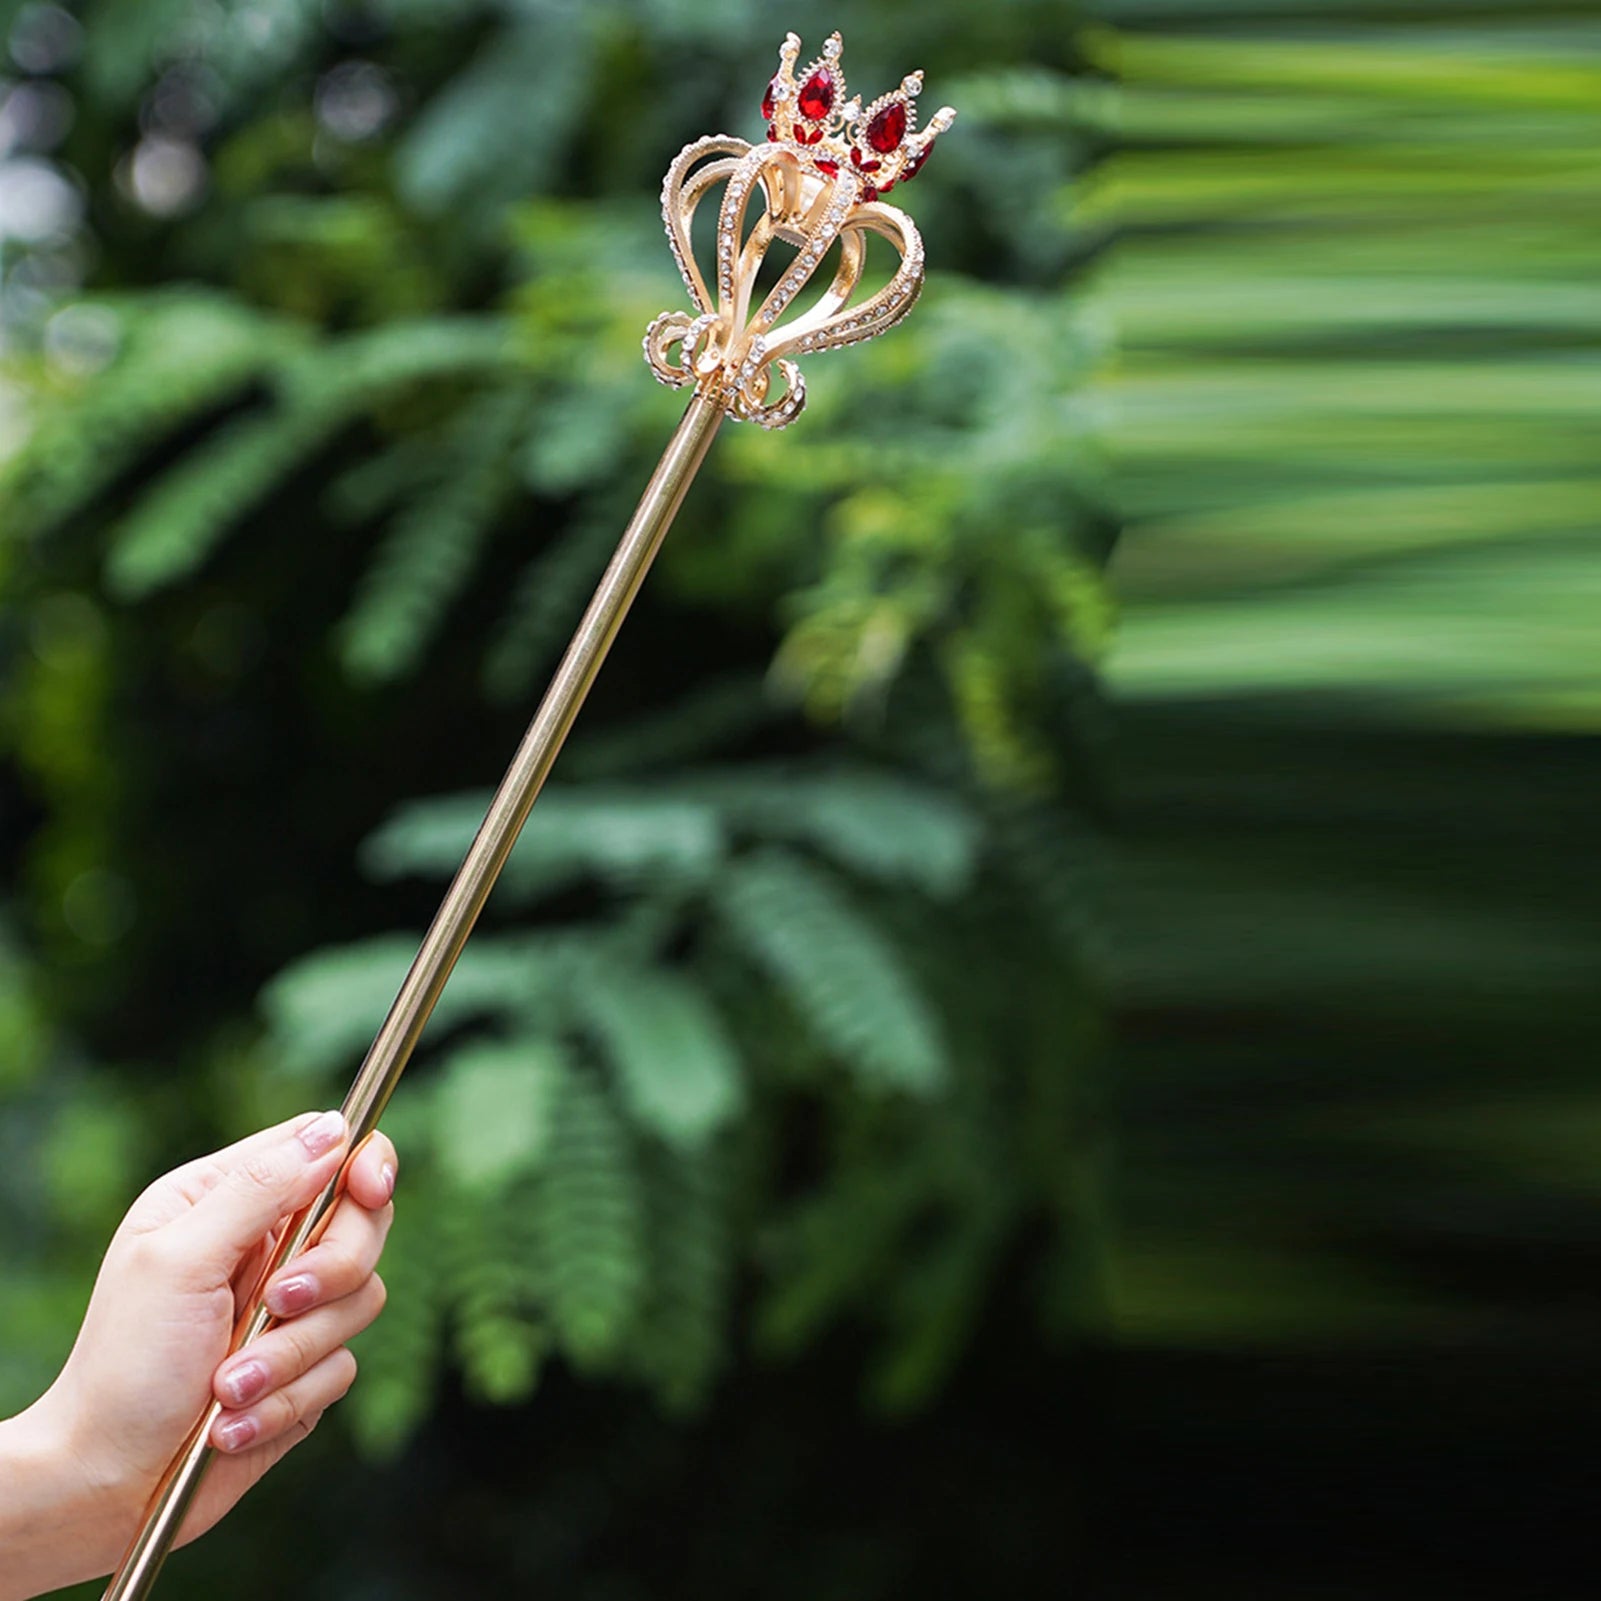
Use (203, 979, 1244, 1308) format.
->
(0, 1109, 397, 1600)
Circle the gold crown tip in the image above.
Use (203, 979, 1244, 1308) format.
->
(651, 34, 945, 427)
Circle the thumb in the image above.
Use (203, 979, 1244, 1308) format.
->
(167, 1110, 349, 1272)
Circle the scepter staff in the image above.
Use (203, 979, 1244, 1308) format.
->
(102, 28, 955, 1599)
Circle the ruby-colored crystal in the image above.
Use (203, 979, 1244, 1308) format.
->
(850, 148, 880, 172)
(901, 142, 934, 181)
(861, 183, 879, 202)
(866, 100, 906, 153)
(798, 70, 834, 121)
(815, 159, 839, 176)
(761, 77, 778, 121)
(767, 126, 779, 141)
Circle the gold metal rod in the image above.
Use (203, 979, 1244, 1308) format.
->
(101, 384, 727, 1601)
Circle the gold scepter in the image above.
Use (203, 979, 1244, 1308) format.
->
(102, 29, 955, 1600)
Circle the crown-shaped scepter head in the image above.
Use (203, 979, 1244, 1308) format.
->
(644, 30, 957, 429)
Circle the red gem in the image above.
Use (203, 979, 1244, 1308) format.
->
(761, 78, 778, 121)
(767, 126, 780, 141)
(877, 180, 895, 196)
(815, 159, 839, 176)
(861, 183, 879, 202)
(901, 141, 934, 181)
(866, 100, 906, 154)
(798, 70, 834, 121)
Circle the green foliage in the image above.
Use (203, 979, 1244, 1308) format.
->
(345, 1153, 446, 1456)
(104, 318, 519, 598)
(713, 849, 945, 1095)
(569, 965, 741, 1151)
(337, 384, 534, 682)
(434, 1035, 561, 1190)
(361, 787, 723, 902)
(629, 1142, 730, 1410)
(0, 295, 305, 539)
(396, 11, 598, 224)
(260, 761, 1031, 1434)
(532, 1060, 646, 1366)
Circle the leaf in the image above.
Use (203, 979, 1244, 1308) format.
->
(443, 1185, 548, 1405)
(396, 18, 594, 218)
(434, 1035, 563, 1190)
(630, 1145, 730, 1410)
(519, 377, 634, 495)
(673, 764, 981, 898)
(260, 932, 567, 1076)
(482, 495, 625, 702)
(338, 387, 531, 683)
(713, 849, 947, 1093)
(531, 1063, 645, 1368)
(347, 1196, 443, 1459)
(571, 963, 743, 1150)
(360, 787, 725, 902)
(0, 294, 304, 539)
(103, 318, 517, 599)
(258, 934, 415, 1077)
(105, 395, 341, 599)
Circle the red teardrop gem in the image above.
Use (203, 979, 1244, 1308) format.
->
(761, 78, 778, 121)
(867, 100, 906, 154)
(798, 70, 834, 122)
(815, 159, 839, 176)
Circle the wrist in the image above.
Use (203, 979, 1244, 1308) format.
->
(0, 1393, 133, 1599)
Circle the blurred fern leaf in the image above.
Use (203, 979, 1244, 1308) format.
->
(534, 1062, 646, 1367)
(713, 849, 947, 1094)
(569, 961, 743, 1150)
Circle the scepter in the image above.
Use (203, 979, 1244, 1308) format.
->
(103, 29, 955, 1599)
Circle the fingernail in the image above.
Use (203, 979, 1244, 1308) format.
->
(296, 1109, 345, 1158)
(380, 1162, 397, 1200)
(219, 1359, 269, 1407)
(216, 1415, 259, 1453)
(266, 1274, 319, 1317)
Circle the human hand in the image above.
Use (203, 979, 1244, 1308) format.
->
(0, 1111, 395, 1598)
